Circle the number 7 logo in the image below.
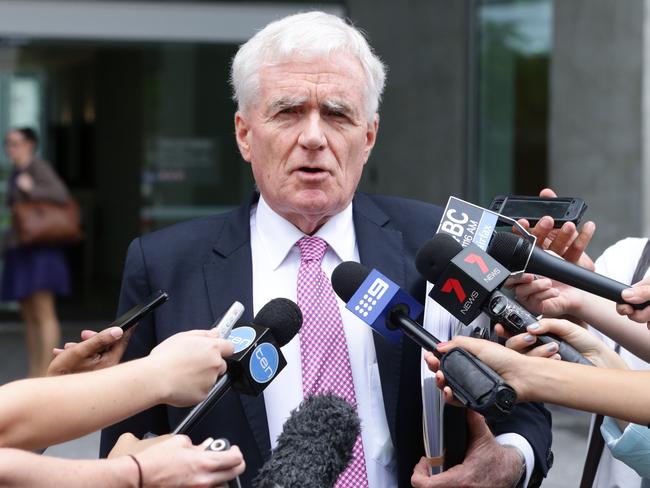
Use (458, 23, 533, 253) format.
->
(464, 253, 489, 274)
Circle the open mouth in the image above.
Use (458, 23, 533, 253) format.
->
(299, 166, 326, 173)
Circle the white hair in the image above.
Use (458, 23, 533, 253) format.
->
(230, 11, 386, 121)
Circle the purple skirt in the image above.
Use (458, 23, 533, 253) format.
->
(1, 246, 71, 301)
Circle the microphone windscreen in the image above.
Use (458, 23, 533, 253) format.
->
(254, 394, 360, 488)
(331, 261, 371, 302)
(415, 233, 462, 282)
(487, 232, 531, 271)
(254, 298, 303, 347)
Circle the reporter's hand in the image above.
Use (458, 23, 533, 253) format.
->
(148, 329, 234, 407)
(424, 337, 530, 402)
(47, 326, 133, 376)
(502, 318, 627, 369)
(516, 188, 596, 270)
(619, 277, 650, 326)
(133, 435, 245, 488)
(511, 272, 587, 318)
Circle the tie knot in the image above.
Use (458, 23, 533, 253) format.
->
(296, 236, 328, 264)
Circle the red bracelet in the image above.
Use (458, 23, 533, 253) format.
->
(128, 454, 143, 488)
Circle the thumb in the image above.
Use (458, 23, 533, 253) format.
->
(76, 327, 123, 356)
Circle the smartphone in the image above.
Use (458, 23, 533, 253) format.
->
(107, 290, 169, 331)
(489, 195, 587, 228)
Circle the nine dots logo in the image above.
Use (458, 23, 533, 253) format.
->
(353, 277, 389, 318)
(355, 293, 378, 317)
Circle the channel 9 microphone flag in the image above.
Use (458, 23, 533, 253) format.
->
(419, 197, 534, 473)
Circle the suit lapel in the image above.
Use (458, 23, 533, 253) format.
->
(202, 193, 272, 460)
(353, 193, 405, 444)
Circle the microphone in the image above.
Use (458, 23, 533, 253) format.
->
(172, 298, 303, 434)
(331, 262, 516, 422)
(253, 394, 360, 488)
(487, 231, 650, 310)
(417, 233, 592, 366)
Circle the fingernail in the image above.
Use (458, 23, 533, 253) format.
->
(110, 327, 123, 338)
(622, 289, 635, 299)
(546, 342, 558, 352)
(523, 334, 536, 343)
(527, 323, 540, 331)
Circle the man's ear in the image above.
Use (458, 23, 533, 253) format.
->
(235, 111, 252, 162)
(362, 113, 379, 164)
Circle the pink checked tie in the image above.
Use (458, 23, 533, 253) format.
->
(296, 236, 369, 488)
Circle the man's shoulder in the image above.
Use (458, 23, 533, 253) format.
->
(357, 193, 443, 231)
(363, 193, 443, 217)
(134, 206, 247, 261)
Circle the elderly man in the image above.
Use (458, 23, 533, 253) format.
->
(101, 12, 552, 487)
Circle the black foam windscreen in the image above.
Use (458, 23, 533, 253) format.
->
(254, 394, 360, 488)
(254, 298, 303, 347)
(415, 233, 463, 282)
(486, 232, 532, 271)
(331, 261, 371, 302)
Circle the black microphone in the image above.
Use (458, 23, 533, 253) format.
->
(417, 233, 592, 366)
(173, 298, 303, 434)
(488, 231, 650, 310)
(331, 262, 516, 422)
(253, 394, 360, 488)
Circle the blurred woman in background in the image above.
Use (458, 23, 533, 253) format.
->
(2, 128, 71, 377)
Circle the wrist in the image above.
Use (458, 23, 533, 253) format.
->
(109, 455, 140, 488)
(503, 446, 526, 488)
(134, 357, 171, 406)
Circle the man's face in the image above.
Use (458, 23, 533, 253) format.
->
(235, 52, 378, 233)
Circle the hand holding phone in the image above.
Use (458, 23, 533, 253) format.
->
(47, 290, 169, 376)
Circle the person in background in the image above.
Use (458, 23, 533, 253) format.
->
(2, 127, 71, 377)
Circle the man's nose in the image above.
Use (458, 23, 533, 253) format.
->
(298, 111, 326, 150)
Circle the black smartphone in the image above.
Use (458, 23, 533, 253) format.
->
(107, 290, 169, 331)
(489, 194, 588, 228)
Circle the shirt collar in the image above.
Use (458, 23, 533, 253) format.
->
(255, 195, 356, 270)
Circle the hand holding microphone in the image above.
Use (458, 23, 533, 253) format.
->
(331, 261, 517, 422)
(172, 298, 303, 434)
(618, 277, 650, 326)
(501, 318, 628, 370)
(416, 233, 592, 366)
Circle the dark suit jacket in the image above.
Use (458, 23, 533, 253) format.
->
(100, 192, 553, 487)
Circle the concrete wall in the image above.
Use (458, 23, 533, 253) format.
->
(550, 0, 647, 257)
(348, 0, 470, 208)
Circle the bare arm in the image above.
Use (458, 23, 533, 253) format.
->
(429, 336, 650, 426)
(0, 436, 245, 488)
(514, 275, 650, 361)
(0, 330, 233, 450)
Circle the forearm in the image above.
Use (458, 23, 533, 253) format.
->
(521, 358, 650, 425)
(572, 293, 650, 361)
(0, 448, 137, 487)
(0, 358, 167, 449)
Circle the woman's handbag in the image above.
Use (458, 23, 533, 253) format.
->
(11, 199, 83, 246)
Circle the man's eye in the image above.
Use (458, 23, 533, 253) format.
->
(326, 110, 347, 119)
(278, 107, 299, 115)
